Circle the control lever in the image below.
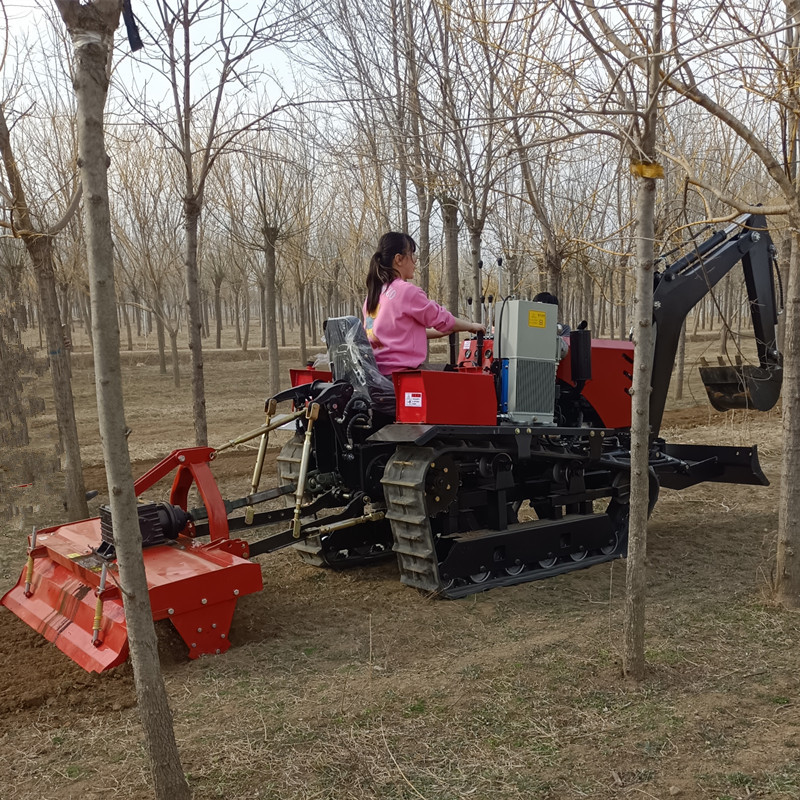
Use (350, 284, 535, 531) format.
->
(474, 329, 485, 369)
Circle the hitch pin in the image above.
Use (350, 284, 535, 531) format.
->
(23, 526, 37, 597)
(246, 398, 278, 525)
(91, 561, 109, 647)
(293, 403, 320, 538)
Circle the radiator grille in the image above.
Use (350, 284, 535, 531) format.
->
(507, 358, 556, 423)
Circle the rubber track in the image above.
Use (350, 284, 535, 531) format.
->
(382, 446, 440, 592)
(382, 444, 626, 599)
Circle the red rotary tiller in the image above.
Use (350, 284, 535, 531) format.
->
(2, 447, 263, 673)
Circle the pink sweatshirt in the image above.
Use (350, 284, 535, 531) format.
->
(363, 279, 456, 375)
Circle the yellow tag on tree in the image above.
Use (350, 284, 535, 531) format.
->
(528, 310, 546, 328)
(630, 160, 665, 179)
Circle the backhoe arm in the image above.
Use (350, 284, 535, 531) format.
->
(649, 213, 782, 435)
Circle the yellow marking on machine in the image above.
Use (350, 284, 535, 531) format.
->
(528, 310, 546, 328)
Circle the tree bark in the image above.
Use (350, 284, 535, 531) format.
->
(263, 231, 281, 396)
(213, 272, 224, 349)
(776, 226, 800, 606)
(675, 320, 686, 400)
(155, 305, 167, 374)
(169, 328, 181, 388)
(622, 2, 663, 681)
(298, 283, 308, 365)
(441, 197, 459, 314)
(469, 228, 482, 323)
(184, 202, 208, 445)
(0, 105, 88, 519)
(241, 278, 250, 352)
(54, 2, 190, 797)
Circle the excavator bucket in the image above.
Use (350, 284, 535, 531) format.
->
(699, 358, 783, 413)
(1, 448, 263, 673)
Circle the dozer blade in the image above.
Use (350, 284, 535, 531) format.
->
(699, 363, 782, 413)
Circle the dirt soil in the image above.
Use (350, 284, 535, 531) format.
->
(0, 341, 798, 800)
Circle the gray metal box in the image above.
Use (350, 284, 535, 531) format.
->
(498, 300, 559, 360)
(500, 301, 559, 425)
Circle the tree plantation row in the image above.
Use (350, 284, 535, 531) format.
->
(2, 3, 800, 797)
(2, 0, 795, 526)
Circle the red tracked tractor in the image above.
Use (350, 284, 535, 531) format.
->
(2, 212, 783, 672)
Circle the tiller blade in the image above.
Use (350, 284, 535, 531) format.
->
(699, 361, 782, 413)
(1, 448, 263, 673)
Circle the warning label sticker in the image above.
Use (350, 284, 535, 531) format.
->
(404, 392, 423, 407)
(528, 310, 547, 328)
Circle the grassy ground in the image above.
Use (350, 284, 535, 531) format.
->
(0, 323, 796, 800)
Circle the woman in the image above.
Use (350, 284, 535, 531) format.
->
(363, 232, 484, 376)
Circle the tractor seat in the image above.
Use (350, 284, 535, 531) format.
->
(323, 316, 395, 416)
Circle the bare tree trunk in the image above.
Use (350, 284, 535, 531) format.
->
(155, 308, 167, 374)
(184, 203, 208, 446)
(202, 290, 210, 338)
(0, 293, 30, 446)
(598, 270, 607, 335)
(583, 270, 593, 330)
(442, 197, 459, 314)
(512, 120, 562, 297)
(418, 197, 433, 295)
(233, 286, 242, 346)
(278, 283, 286, 347)
(718, 275, 731, 353)
(169, 328, 181, 388)
(470, 228, 482, 323)
(0, 107, 88, 519)
(133, 287, 142, 337)
(213, 274, 223, 349)
(258, 280, 267, 348)
(80, 289, 93, 338)
(54, 2, 190, 797)
(121, 301, 133, 351)
(298, 283, 308, 365)
(264, 233, 280, 395)
(309, 282, 318, 346)
(608, 267, 615, 338)
(773, 0, 800, 608)
(776, 226, 800, 606)
(623, 4, 663, 681)
(241, 279, 250, 352)
(675, 320, 686, 400)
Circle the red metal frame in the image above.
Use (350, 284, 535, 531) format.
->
(556, 339, 634, 428)
(1, 448, 263, 673)
(394, 370, 497, 425)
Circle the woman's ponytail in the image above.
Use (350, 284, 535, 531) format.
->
(365, 232, 417, 314)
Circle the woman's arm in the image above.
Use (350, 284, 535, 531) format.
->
(427, 317, 485, 338)
(450, 316, 485, 334)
